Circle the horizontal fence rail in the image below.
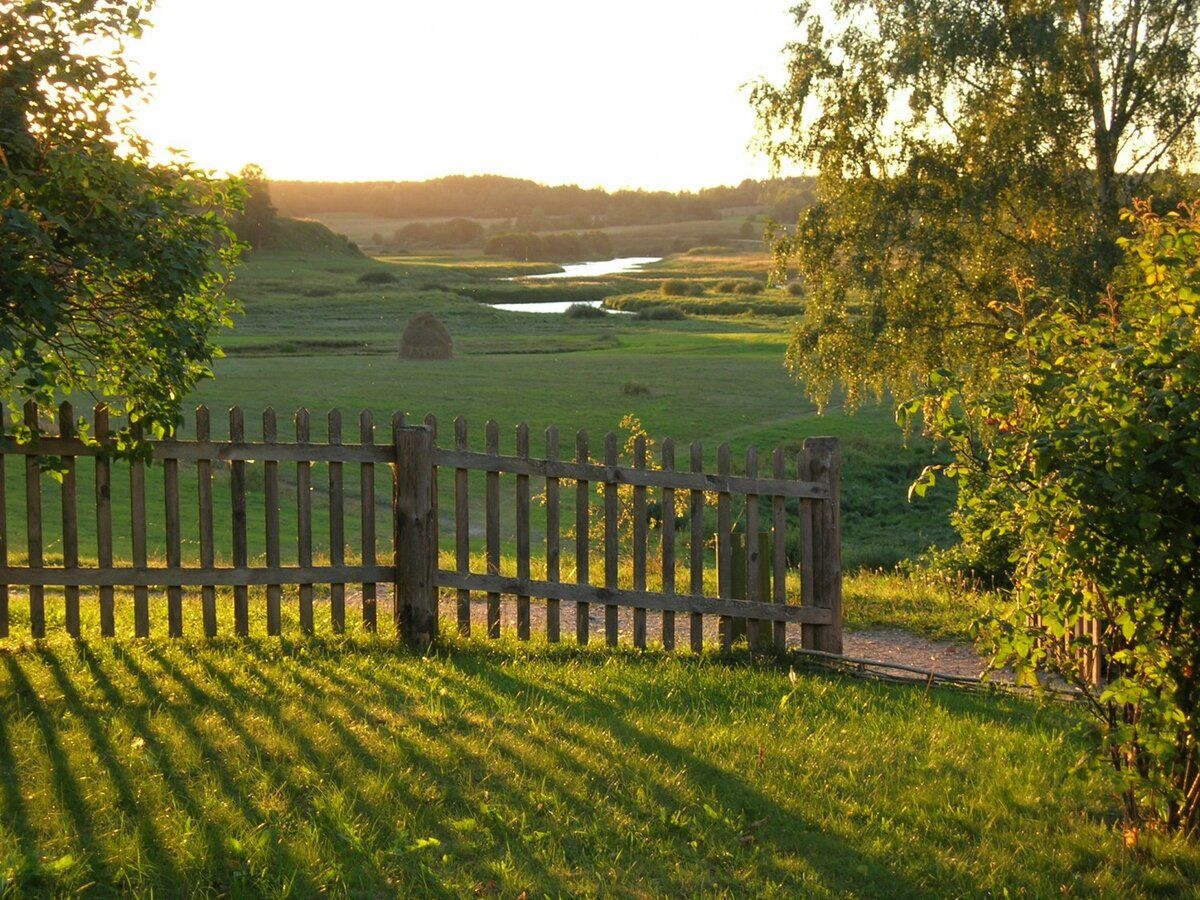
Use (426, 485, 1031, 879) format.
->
(0, 403, 843, 654)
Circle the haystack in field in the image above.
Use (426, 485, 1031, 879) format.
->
(400, 311, 454, 360)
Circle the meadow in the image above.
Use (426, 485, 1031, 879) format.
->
(6, 233, 1198, 895)
(4, 628, 1200, 896)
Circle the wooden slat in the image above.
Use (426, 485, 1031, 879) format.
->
(425, 413, 439, 622)
(515, 423, 531, 641)
(197, 407, 217, 637)
(545, 425, 561, 643)
(717, 443, 732, 652)
(0, 565, 394, 587)
(485, 419, 500, 638)
(164, 430, 183, 638)
(130, 423, 149, 637)
(230, 407, 249, 636)
(772, 447, 787, 652)
(24, 402, 44, 638)
(689, 442, 704, 652)
(805, 437, 843, 654)
(95, 404, 114, 636)
(799, 450, 815, 650)
(660, 438, 675, 650)
(429, 448, 828, 498)
(435, 571, 834, 625)
(632, 434, 647, 649)
(391, 410, 406, 636)
(296, 409, 314, 634)
(603, 431, 619, 646)
(744, 446, 760, 649)
(0, 407, 7, 638)
(328, 410, 345, 633)
(575, 430, 590, 645)
(263, 408, 281, 635)
(0, 436, 393, 464)
(360, 410, 377, 632)
(58, 403, 80, 637)
(454, 416, 470, 636)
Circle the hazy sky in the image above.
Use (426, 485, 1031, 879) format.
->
(128, 1, 802, 191)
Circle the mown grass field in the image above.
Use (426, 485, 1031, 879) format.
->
(3, 626, 1200, 896)
(9, 239, 1195, 896)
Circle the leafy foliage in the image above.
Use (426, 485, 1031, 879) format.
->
(752, 0, 1200, 413)
(0, 0, 242, 445)
(907, 201, 1200, 834)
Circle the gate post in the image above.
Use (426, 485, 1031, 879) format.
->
(803, 437, 842, 654)
(395, 423, 438, 648)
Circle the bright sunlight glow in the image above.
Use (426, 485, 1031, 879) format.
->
(128, 0, 801, 190)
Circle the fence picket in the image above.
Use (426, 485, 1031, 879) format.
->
(745, 446, 760, 650)
(426, 413, 439, 620)
(545, 426, 561, 642)
(230, 407, 249, 635)
(95, 404, 114, 636)
(772, 448, 787, 652)
(516, 423, 531, 641)
(328, 410, 345, 633)
(0, 407, 7, 638)
(164, 429, 183, 637)
(130, 423, 149, 637)
(717, 443, 732, 652)
(486, 419, 500, 638)
(454, 416, 470, 635)
(632, 434, 647, 649)
(798, 449, 815, 650)
(660, 439, 675, 650)
(689, 442, 704, 653)
(263, 409, 281, 635)
(603, 432, 619, 646)
(197, 406, 217, 637)
(360, 410, 377, 631)
(575, 430, 590, 645)
(59, 403, 80, 637)
(296, 409, 314, 634)
(23, 402, 43, 638)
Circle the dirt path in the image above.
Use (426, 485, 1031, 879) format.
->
(347, 589, 991, 679)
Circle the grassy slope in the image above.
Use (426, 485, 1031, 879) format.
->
(2, 635, 1198, 897)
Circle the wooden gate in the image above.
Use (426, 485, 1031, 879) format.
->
(0, 402, 842, 652)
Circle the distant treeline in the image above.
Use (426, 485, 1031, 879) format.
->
(270, 174, 817, 227)
(482, 231, 614, 262)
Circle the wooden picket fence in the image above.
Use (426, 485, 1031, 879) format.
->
(0, 402, 843, 653)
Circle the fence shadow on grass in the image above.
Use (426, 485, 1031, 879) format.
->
(0, 638, 1099, 896)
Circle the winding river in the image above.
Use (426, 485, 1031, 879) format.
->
(487, 256, 661, 313)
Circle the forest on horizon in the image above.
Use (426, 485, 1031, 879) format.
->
(269, 173, 816, 226)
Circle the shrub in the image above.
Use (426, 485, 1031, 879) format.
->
(358, 270, 399, 285)
(786, 281, 805, 296)
(564, 303, 608, 319)
(399, 311, 453, 360)
(733, 280, 765, 295)
(660, 279, 704, 297)
(620, 381, 651, 396)
(714, 279, 740, 293)
(906, 200, 1200, 833)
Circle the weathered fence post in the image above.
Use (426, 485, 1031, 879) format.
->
(395, 423, 438, 648)
(803, 437, 843, 654)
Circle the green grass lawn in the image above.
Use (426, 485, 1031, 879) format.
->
(5, 245, 1199, 895)
(2, 633, 1198, 897)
